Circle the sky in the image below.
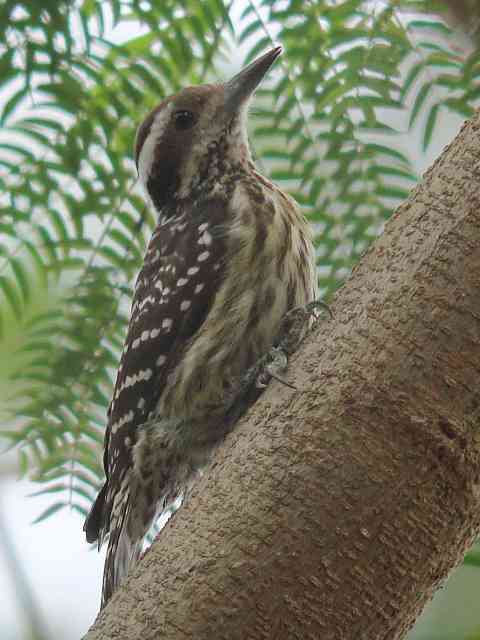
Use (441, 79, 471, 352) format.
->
(0, 473, 104, 638)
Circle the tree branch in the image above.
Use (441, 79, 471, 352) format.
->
(84, 111, 480, 640)
(438, 0, 480, 44)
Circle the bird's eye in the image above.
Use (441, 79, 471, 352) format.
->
(174, 110, 196, 131)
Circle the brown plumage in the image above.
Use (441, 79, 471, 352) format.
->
(84, 47, 318, 608)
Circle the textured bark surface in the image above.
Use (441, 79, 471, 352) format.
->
(440, 0, 480, 42)
(84, 111, 480, 640)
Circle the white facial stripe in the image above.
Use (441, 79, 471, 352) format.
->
(138, 102, 174, 188)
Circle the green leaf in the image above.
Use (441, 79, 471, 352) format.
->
(1, 86, 29, 125)
(0, 276, 22, 319)
(407, 20, 452, 36)
(29, 483, 67, 497)
(400, 61, 423, 101)
(423, 102, 440, 151)
(409, 81, 433, 128)
(10, 258, 31, 304)
(32, 502, 67, 524)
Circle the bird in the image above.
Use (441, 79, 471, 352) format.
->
(84, 45, 318, 608)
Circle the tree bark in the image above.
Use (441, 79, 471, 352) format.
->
(84, 111, 480, 640)
(438, 0, 480, 44)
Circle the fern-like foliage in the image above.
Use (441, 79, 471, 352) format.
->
(0, 0, 478, 527)
(0, 0, 233, 520)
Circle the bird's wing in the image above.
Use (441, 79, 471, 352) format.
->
(84, 199, 228, 543)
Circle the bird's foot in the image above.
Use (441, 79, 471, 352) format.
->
(255, 346, 295, 389)
(255, 299, 331, 390)
(224, 300, 331, 420)
(276, 299, 332, 356)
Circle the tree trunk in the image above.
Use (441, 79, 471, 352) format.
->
(438, 0, 480, 44)
(84, 111, 480, 640)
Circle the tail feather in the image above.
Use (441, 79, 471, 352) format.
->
(84, 482, 108, 546)
(102, 515, 142, 607)
(101, 479, 143, 608)
(92, 453, 181, 606)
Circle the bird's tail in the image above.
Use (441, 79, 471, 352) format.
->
(101, 481, 143, 608)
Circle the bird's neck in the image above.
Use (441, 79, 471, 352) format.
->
(176, 122, 252, 195)
(152, 141, 255, 222)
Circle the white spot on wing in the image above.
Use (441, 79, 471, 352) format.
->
(116, 368, 154, 396)
(198, 231, 212, 246)
(110, 409, 134, 435)
(139, 295, 155, 310)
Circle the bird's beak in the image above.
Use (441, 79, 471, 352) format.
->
(224, 46, 282, 113)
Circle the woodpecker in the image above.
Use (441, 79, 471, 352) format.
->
(84, 46, 318, 608)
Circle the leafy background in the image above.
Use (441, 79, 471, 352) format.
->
(0, 0, 479, 638)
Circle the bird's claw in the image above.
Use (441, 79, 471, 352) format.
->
(305, 299, 333, 319)
(255, 347, 296, 390)
(277, 298, 331, 355)
(236, 299, 331, 396)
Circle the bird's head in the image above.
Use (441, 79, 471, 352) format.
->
(134, 46, 282, 213)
